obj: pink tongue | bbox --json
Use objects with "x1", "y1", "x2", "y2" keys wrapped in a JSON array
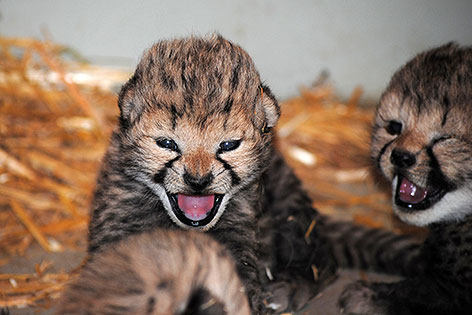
[
  {"x1": 177, "y1": 194, "x2": 215, "y2": 221},
  {"x1": 398, "y1": 177, "x2": 428, "y2": 204}
]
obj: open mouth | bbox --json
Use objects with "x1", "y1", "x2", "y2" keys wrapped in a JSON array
[
  {"x1": 167, "y1": 193, "x2": 223, "y2": 227},
  {"x1": 394, "y1": 175, "x2": 447, "y2": 211}
]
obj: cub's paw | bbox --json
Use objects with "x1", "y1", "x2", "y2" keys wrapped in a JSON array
[
  {"x1": 339, "y1": 281, "x2": 388, "y2": 315},
  {"x1": 264, "y1": 280, "x2": 315, "y2": 313},
  {"x1": 263, "y1": 281, "x2": 291, "y2": 313}
]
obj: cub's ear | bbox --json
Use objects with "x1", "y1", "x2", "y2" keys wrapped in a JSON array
[
  {"x1": 257, "y1": 84, "x2": 280, "y2": 133},
  {"x1": 117, "y1": 75, "x2": 146, "y2": 128}
]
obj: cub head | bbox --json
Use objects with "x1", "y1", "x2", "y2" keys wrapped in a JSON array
[
  {"x1": 372, "y1": 43, "x2": 472, "y2": 226},
  {"x1": 116, "y1": 35, "x2": 280, "y2": 230}
]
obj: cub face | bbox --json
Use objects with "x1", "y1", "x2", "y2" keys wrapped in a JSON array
[
  {"x1": 116, "y1": 35, "x2": 279, "y2": 230},
  {"x1": 371, "y1": 43, "x2": 472, "y2": 226}
]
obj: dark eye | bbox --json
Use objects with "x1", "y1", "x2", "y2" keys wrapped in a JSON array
[
  {"x1": 261, "y1": 123, "x2": 272, "y2": 134},
  {"x1": 219, "y1": 140, "x2": 241, "y2": 152},
  {"x1": 386, "y1": 120, "x2": 402, "y2": 135},
  {"x1": 156, "y1": 138, "x2": 179, "y2": 152}
]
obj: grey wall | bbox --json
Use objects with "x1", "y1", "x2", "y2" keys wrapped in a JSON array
[{"x1": 1, "y1": 0, "x2": 472, "y2": 101}]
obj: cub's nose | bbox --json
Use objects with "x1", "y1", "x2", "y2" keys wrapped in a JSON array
[
  {"x1": 183, "y1": 171, "x2": 214, "y2": 192},
  {"x1": 390, "y1": 149, "x2": 416, "y2": 168}
]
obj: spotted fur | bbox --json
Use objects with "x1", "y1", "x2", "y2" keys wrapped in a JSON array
[
  {"x1": 340, "y1": 43, "x2": 472, "y2": 314},
  {"x1": 57, "y1": 229, "x2": 250, "y2": 315}
]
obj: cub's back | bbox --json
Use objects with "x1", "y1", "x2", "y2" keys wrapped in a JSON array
[{"x1": 56, "y1": 229, "x2": 250, "y2": 315}]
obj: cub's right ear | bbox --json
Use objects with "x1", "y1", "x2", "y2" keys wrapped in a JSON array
[{"x1": 117, "y1": 75, "x2": 146, "y2": 128}]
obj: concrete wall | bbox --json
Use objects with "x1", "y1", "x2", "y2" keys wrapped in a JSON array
[{"x1": 1, "y1": 0, "x2": 472, "y2": 100}]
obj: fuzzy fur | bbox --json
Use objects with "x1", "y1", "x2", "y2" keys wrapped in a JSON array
[
  {"x1": 57, "y1": 229, "x2": 250, "y2": 315},
  {"x1": 340, "y1": 43, "x2": 472, "y2": 314},
  {"x1": 86, "y1": 35, "x2": 423, "y2": 314},
  {"x1": 87, "y1": 35, "x2": 339, "y2": 313}
]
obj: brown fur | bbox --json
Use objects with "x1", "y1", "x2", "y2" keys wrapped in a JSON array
[
  {"x1": 57, "y1": 229, "x2": 250, "y2": 315},
  {"x1": 87, "y1": 34, "x2": 339, "y2": 313}
]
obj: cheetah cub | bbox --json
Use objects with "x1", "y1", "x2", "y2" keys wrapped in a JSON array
[
  {"x1": 87, "y1": 35, "x2": 337, "y2": 313},
  {"x1": 340, "y1": 43, "x2": 472, "y2": 314}
]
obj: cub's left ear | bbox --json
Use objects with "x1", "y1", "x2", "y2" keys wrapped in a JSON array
[{"x1": 257, "y1": 85, "x2": 280, "y2": 133}]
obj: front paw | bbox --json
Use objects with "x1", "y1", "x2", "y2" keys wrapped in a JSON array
[
  {"x1": 263, "y1": 280, "x2": 315, "y2": 313},
  {"x1": 339, "y1": 281, "x2": 388, "y2": 315}
]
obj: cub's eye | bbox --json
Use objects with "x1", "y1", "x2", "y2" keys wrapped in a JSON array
[
  {"x1": 261, "y1": 123, "x2": 272, "y2": 134},
  {"x1": 219, "y1": 140, "x2": 241, "y2": 152},
  {"x1": 156, "y1": 138, "x2": 179, "y2": 152},
  {"x1": 386, "y1": 120, "x2": 402, "y2": 135}
]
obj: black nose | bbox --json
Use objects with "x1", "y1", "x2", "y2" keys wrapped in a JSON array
[
  {"x1": 390, "y1": 149, "x2": 416, "y2": 168},
  {"x1": 183, "y1": 171, "x2": 213, "y2": 191}
]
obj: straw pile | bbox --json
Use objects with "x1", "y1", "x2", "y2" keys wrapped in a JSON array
[
  {"x1": 0, "y1": 37, "x2": 399, "y2": 310},
  {"x1": 277, "y1": 85, "x2": 393, "y2": 228},
  {"x1": 0, "y1": 37, "x2": 125, "y2": 309}
]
